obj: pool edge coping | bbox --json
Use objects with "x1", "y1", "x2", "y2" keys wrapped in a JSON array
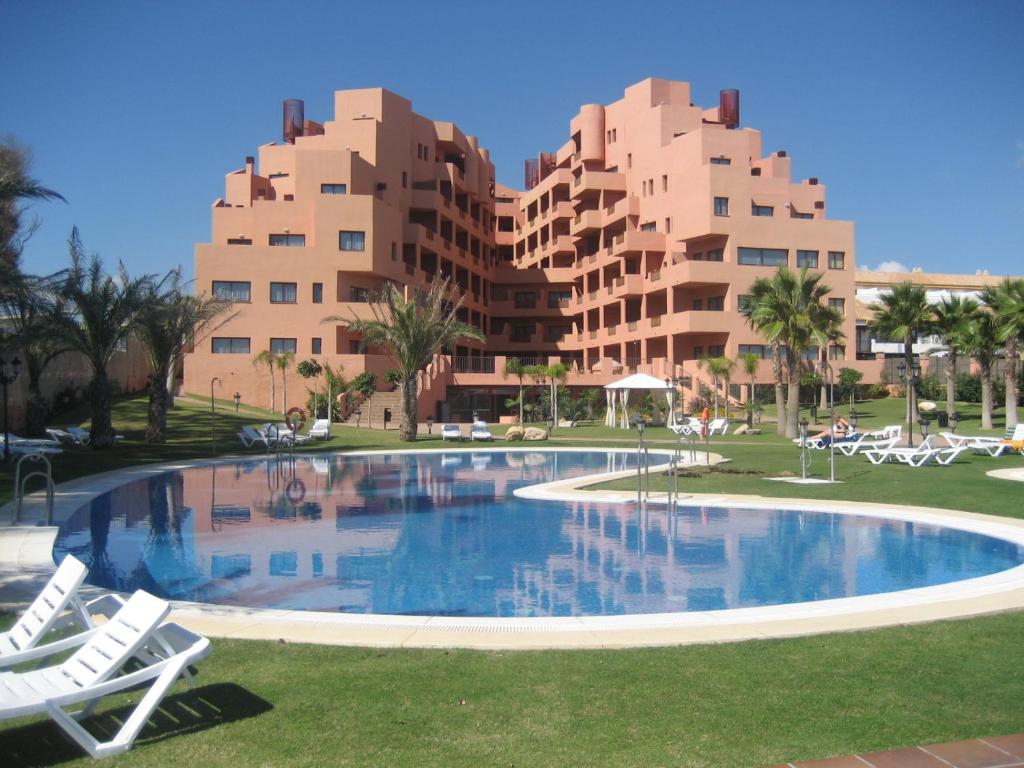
[{"x1": 3, "y1": 446, "x2": 1024, "y2": 650}]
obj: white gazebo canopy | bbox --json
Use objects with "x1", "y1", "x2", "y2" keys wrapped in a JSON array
[{"x1": 603, "y1": 373, "x2": 675, "y2": 429}]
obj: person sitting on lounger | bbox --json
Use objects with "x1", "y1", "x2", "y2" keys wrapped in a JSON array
[{"x1": 809, "y1": 416, "x2": 851, "y2": 446}]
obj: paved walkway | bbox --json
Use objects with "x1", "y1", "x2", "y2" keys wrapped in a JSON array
[{"x1": 767, "y1": 733, "x2": 1024, "y2": 767}]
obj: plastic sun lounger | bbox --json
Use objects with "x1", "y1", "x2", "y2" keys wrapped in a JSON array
[
  {"x1": 441, "y1": 424, "x2": 463, "y2": 441},
  {"x1": 307, "y1": 419, "x2": 331, "y2": 440},
  {"x1": 470, "y1": 422, "x2": 494, "y2": 441},
  {"x1": 707, "y1": 418, "x2": 729, "y2": 436},
  {"x1": 0, "y1": 555, "x2": 113, "y2": 669},
  {"x1": 46, "y1": 428, "x2": 87, "y2": 446},
  {"x1": 237, "y1": 425, "x2": 270, "y2": 448},
  {"x1": 0, "y1": 590, "x2": 211, "y2": 759},
  {"x1": 942, "y1": 425, "x2": 1024, "y2": 457},
  {"x1": 835, "y1": 435, "x2": 899, "y2": 457},
  {"x1": 863, "y1": 437, "x2": 953, "y2": 467}
]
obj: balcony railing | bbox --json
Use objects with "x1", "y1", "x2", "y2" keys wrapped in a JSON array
[{"x1": 453, "y1": 356, "x2": 496, "y2": 374}]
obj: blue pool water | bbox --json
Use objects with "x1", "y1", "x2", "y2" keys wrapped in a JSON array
[{"x1": 53, "y1": 450, "x2": 1024, "y2": 617}]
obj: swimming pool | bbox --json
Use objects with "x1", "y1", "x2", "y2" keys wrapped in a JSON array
[{"x1": 52, "y1": 449, "x2": 1024, "y2": 619}]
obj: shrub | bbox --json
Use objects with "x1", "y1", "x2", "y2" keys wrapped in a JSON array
[
  {"x1": 384, "y1": 369, "x2": 402, "y2": 385},
  {"x1": 837, "y1": 368, "x2": 863, "y2": 401},
  {"x1": 917, "y1": 374, "x2": 944, "y2": 401},
  {"x1": 350, "y1": 372, "x2": 377, "y2": 396},
  {"x1": 866, "y1": 383, "x2": 890, "y2": 399}
]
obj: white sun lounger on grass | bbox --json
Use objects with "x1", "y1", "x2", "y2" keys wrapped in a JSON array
[
  {"x1": 307, "y1": 419, "x2": 332, "y2": 440},
  {"x1": 835, "y1": 435, "x2": 899, "y2": 457},
  {"x1": 0, "y1": 590, "x2": 211, "y2": 759},
  {"x1": 0, "y1": 555, "x2": 121, "y2": 669},
  {"x1": 863, "y1": 437, "x2": 968, "y2": 467},
  {"x1": 941, "y1": 424, "x2": 1024, "y2": 457},
  {"x1": 470, "y1": 422, "x2": 494, "y2": 441},
  {"x1": 441, "y1": 424, "x2": 463, "y2": 441}
]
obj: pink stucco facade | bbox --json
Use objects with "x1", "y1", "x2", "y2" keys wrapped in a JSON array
[{"x1": 184, "y1": 78, "x2": 881, "y2": 420}]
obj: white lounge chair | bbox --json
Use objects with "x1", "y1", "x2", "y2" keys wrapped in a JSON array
[
  {"x1": 942, "y1": 424, "x2": 1024, "y2": 457},
  {"x1": 0, "y1": 590, "x2": 211, "y2": 758},
  {"x1": 441, "y1": 424, "x2": 463, "y2": 441},
  {"x1": 238, "y1": 425, "x2": 271, "y2": 448},
  {"x1": 307, "y1": 418, "x2": 331, "y2": 440},
  {"x1": 470, "y1": 421, "x2": 494, "y2": 441},
  {"x1": 707, "y1": 418, "x2": 729, "y2": 436},
  {"x1": 835, "y1": 435, "x2": 899, "y2": 457},
  {"x1": 0, "y1": 434, "x2": 63, "y2": 456},
  {"x1": 46, "y1": 427, "x2": 87, "y2": 446},
  {"x1": 670, "y1": 418, "x2": 701, "y2": 437},
  {"x1": 62, "y1": 426, "x2": 124, "y2": 444},
  {"x1": 863, "y1": 437, "x2": 967, "y2": 467},
  {"x1": 0, "y1": 555, "x2": 101, "y2": 669}
]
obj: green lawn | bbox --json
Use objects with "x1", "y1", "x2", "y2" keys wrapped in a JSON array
[{"x1": 1, "y1": 394, "x2": 1022, "y2": 767}]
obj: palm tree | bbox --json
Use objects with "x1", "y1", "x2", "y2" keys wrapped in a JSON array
[
  {"x1": 50, "y1": 229, "x2": 152, "y2": 448},
  {"x1": 253, "y1": 350, "x2": 276, "y2": 412},
  {"x1": 868, "y1": 281, "x2": 933, "y2": 431},
  {"x1": 503, "y1": 357, "x2": 528, "y2": 424},
  {"x1": 932, "y1": 296, "x2": 980, "y2": 419},
  {"x1": 741, "y1": 281, "x2": 787, "y2": 435},
  {"x1": 543, "y1": 361, "x2": 569, "y2": 427},
  {"x1": 740, "y1": 351, "x2": 759, "y2": 422},
  {"x1": 274, "y1": 351, "x2": 295, "y2": 414},
  {"x1": 818, "y1": 318, "x2": 846, "y2": 411},
  {"x1": 747, "y1": 267, "x2": 841, "y2": 438},
  {"x1": 699, "y1": 356, "x2": 735, "y2": 419},
  {"x1": 135, "y1": 268, "x2": 232, "y2": 443},
  {"x1": 324, "y1": 277, "x2": 484, "y2": 441},
  {"x1": 983, "y1": 278, "x2": 1024, "y2": 429},
  {"x1": 961, "y1": 310, "x2": 1001, "y2": 430},
  {"x1": 0, "y1": 139, "x2": 66, "y2": 267},
  {"x1": 0, "y1": 270, "x2": 66, "y2": 435}
]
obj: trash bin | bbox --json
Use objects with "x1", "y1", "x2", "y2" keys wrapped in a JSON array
[
  {"x1": 383, "y1": 408, "x2": 392, "y2": 428},
  {"x1": 936, "y1": 412, "x2": 948, "y2": 428}
]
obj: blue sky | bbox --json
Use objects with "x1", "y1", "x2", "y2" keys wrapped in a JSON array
[{"x1": 2, "y1": 0, "x2": 1021, "y2": 281}]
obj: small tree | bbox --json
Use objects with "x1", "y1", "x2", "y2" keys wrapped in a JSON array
[
  {"x1": 297, "y1": 358, "x2": 324, "y2": 417},
  {"x1": 135, "y1": 268, "x2": 232, "y2": 443},
  {"x1": 698, "y1": 356, "x2": 735, "y2": 420},
  {"x1": 274, "y1": 352, "x2": 295, "y2": 414},
  {"x1": 324, "y1": 277, "x2": 483, "y2": 440},
  {"x1": 50, "y1": 229, "x2": 152, "y2": 448},
  {"x1": 503, "y1": 357, "x2": 528, "y2": 424},
  {"x1": 253, "y1": 350, "x2": 275, "y2": 412}
]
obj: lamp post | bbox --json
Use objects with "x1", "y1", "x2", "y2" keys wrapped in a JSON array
[
  {"x1": 233, "y1": 392, "x2": 241, "y2": 412},
  {"x1": 799, "y1": 416, "x2": 810, "y2": 479},
  {"x1": 633, "y1": 414, "x2": 648, "y2": 504},
  {"x1": 210, "y1": 377, "x2": 221, "y2": 455},
  {"x1": 1, "y1": 355, "x2": 22, "y2": 463},
  {"x1": 817, "y1": 361, "x2": 836, "y2": 483},
  {"x1": 920, "y1": 413, "x2": 931, "y2": 442}
]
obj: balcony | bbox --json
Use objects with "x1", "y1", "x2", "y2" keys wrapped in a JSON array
[
  {"x1": 603, "y1": 195, "x2": 639, "y2": 227},
  {"x1": 609, "y1": 228, "x2": 666, "y2": 256},
  {"x1": 610, "y1": 274, "x2": 643, "y2": 298},
  {"x1": 571, "y1": 170, "x2": 627, "y2": 199},
  {"x1": 570, "y1": 208, "x2": 602, "y2": 236}
]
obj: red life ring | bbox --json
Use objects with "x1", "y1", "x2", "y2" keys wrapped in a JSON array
[
  {"x1": 285, "y1": 478, "x2": 306, "y2": 505},
  {"x1": 285, "y1": 407, "x2": 306, "y2": 434}
]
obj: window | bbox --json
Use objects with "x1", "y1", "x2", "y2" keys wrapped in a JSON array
[
  {"x1": 212, "y1": 337, "x2": 250, "y2": 354},
  {"x1": 828, "y1": 298, "x2": 846, "y2": 314},
  {"x1": 627, "y1": 153, "x2": 632, "y2": 168},
  {"x1": 828, "y1": 251, "x2": 846, "y2": 269},
  {"x1": 268, "y1": 172, "x2": 289, "y2": 179},
  {"x1": 714, "y1": 197, "x2": 729, "y2": 216},
  {"x1": 269, "y1": 234, "x2": 305, "y2": 247},
  {"x1": 661, "y1": 174, "x2": 668, "y2": 192},
  {"x1": 796, "y1": 250, "x2": 819, "y2": 268},
  {"x1": 665, "y1": 217, "x2": 672, "y2": 234},
  {"x1": 751, "y1": 204, "x2": 774, "y2": 217},
  {"x1": 270, "y1": 282, "x2": 297, "y2": 303},
  {"x1": 350, "y1": 286, "x2": 369, "y2": 302},
  {"x1": 349, "y1": 340, "x2": 361, "y2": 354},
  {"x1": 270, "y1": 338, "x2": 297, "y2": 354},
  {"x1": 738, "y1": 247, "x2": 788, "y2": 266},
  {"x1": 829, "y1": 344, "x2": 846, "y2": 360},
  {"x1": 640, "y1": 221, "x2": 656, "y2": 232},
  {"x1": 401, "y1": 172, "x2": 407, "y2": 188},
  {"x1": 312, "y1": 283, "x2": 323, "y2": 303},
  {"x1": 738, "y1": 344, "x2": 768, "y2": 359},
  {"x1": 706, "y1": 248, "x2": 724, "y2": 262},
  {"x1": 709, "y1": 345, "x2": 725, "y2": 357},
  {"x1": 691, "y1": 298, "x2": 704, "y2": 311},
  {"x1": 212, "y1": 281, "x2": 251, "y2": 302},
  {"x1": 710, "y1": 157, "x2": 731, "y2": 165},
  {"x1": 498, "y1": 216, "x2": 514, "y2": 232},
  {"x1": 312, "y1": 337, "x2": 322, "y2": 354},
  {"x1": 707, "y1": 296, "x2": 725, "y2": 311},
  {"x1": 791, "y1": 209, "x2": 813, "y2": 219},
  {"x1": 737, "y1": 294, "x2": 754, "y2": 312},
  {"x1": 227, "y1": 237, "x2": 252, "y2": 245},
  {"x1": 339, "y1": 230, "x2": 365, "y2": 251},
  {"x1": 321, "y1": 183, "x2": 347, "y2": 195},
  {"x1": 514, "y1": 291, "x2": 537, "y2": 309},
  {"x1": 693, "y1": 346, "x2": 704, "y2": 359},
  {"x1": 801, "y1": 346, "x2": 820, "y2": 362}
]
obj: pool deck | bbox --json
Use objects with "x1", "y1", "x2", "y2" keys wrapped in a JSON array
[{"x1": 3, "y1": 448, "x2": 1024, "y2": 650}]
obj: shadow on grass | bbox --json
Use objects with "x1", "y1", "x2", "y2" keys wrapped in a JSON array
[{"x1": 0, "y1": 683, "x2": 272, "y2": 766}]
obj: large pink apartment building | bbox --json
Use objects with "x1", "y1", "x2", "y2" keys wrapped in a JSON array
[{"x1": 185, "y1": 77, "x2": 877, "y2": 422}]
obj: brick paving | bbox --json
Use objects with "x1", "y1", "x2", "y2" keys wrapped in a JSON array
[{"x1": 765, "y1": 734, "x2": 1024, "y2": 767}]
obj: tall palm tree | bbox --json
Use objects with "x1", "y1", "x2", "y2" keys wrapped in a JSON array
[
  {"x1": 50, "y1": 229, "x2": 152, "y2": 448},
  {"x1": 0, "y1": 270, "x2": 66, "y2": 435},
  {"x1": 543, "y1": 361, "x2": 569, "y2": 426},
  {"x1": 983, "y1": 278, "x2": 1024, "y2": 429},
  {"x1": 274, "y1": 351, "x2": 295, "y2": 414},
  {"x1": 135, "y1": 268, "x2": 233, "y2": 443},
  {"x1": 503, "y1": 357, "x2": 528, "y2": 424},
  {"x1": 0, "y1": 139, "x2": 66, "y2": 267},
  {"x1": 747, "y1": 267, "x2": 840, "y2": 438},
  {"x1": 868, "y1": 281, "x2": 933, "y2": 431},
  {"x1": 741, "y1": 281, "x2": 787, "y2": 435},
  {"x1": 324, "y1": 277, "x2": 484, "y2": 441},
  {"x1": 699, "y1": 356, "x2": 735, "y2": 419},
  {"x1": 740, "y1": 351, "x2": 759, "y2": 418},
  {"x1": 253, "y1": 350, "x2": 276, "y2": 412},
  {"x1": 961, "y1": 310, "x2": 1001, "y2": 430},
  {"x1": 818, "y1": 318, "x2": 846, "y2": 411},
  {"x1": 932, "y1": 296, "x2": 980, "y2": 419}
]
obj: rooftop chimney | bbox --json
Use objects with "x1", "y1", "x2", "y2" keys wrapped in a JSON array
[
  {"x1": 283, "y1": 99, "x2": 304, "y2": 144},
  {"x1": 719, "y1": 89, "x2": 739, "y2": 129}
]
